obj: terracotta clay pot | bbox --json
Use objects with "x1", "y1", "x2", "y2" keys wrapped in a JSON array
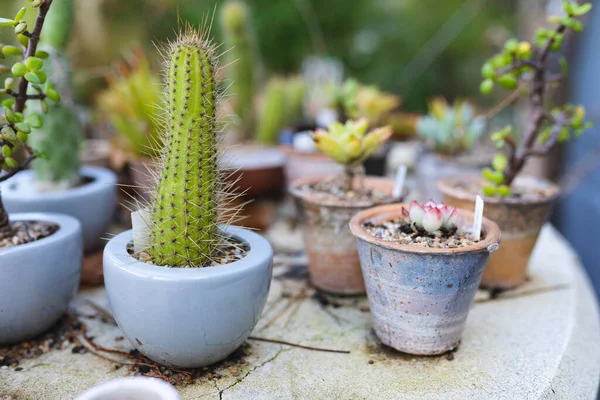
[
  {"x1": 281, "y1": 146, "x2": 343, "y2": 189},
  {"x1": 438, "y1": 174, "x2": 560, "y2": 290},
  {"x1": 415, "y1": 148, "x2": 491, "y2": 201},
  {"x1": 289, "y1": 176, "x2": 403, "y2": 295},
  {"x1": 349, "y1": 204, "x2": 500, "y2": 355}
]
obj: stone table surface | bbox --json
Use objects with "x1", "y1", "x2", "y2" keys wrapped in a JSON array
[{"x1": 1, "y1": 224, "x2": 599, "y2": 399}]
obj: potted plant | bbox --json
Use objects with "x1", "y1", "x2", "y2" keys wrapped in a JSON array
[
  {"x1": 415, "y1": 97, "x2": 487, "y2": 200},
  {"x1": 1, "y1": 0, "x2": 117, "y2": 254},
  {"x1": 0, "y1": 0, "x2": 82, "y2": 345},
  {"x1": 438, "y1": 1, "x2": 593, "y2": 290},
  {"x1": 349, "y1": 201, "x2": 500, "y2": 354},
  {"x1": 103, "y1": 27, "x2": 273, "y2": 368},
  {"x1": 289, "y1": 118, "x2": 404, "y2": 295}
]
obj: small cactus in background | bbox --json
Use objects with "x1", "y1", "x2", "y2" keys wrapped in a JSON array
[
  {"x1": 96, "y1": 49, "x2": 162, "y2": 158},
  {"x1": 30, "y1": 0, "x2": 83, "y2": 190},
  {"x1": 407, "y1": 200, "x2": 457, "y2": 233},
  {"x1": 312, "y1": 118, "x2": 392, "y2": 191},
  {"x1": 255, "y1": 76, "x2": 305, "y2": 144},
  {"x1": 146, "y1": 27, "x2": 232, "y2": 268},
  {"x1": 221, "y1": 0, "x2": 259, "y2": 140},
  {"x1": 416, "y1": 98, "x2": 486, "y2": 156},
  {"x1": 479, "y1": 1, "x2": 593, "y2": 196}
]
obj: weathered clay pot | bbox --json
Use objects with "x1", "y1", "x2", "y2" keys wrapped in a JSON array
[
  {"x1": 289, "y1": 176, "x2": 403, "y2": 295},
  {"x1": 281, "y1": 146, "x2": 343, "y2": 189},
  {"x1": 415, "y1": 148, "x2": 490, "y2": 201},
  {"x1": 438, "y1": 174, "x2": 560, "y2": 290},
  {"x1": 349, "y1": 204, "x2": 500, "y2": 355}
]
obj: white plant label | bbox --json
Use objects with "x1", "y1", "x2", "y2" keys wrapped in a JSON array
[
  {"x1": 392, "y1": 165, "x2": 407, "y2": 199},
  {"x1": 132, "y1": 208, "x2": 151, "y2": 253},
  {"x1": 472, "y1": 195, "x2": 484, "y2": 240}
]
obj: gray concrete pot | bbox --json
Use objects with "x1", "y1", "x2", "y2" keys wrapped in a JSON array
[
  {"x1": 103, "y1": 226, "x2": 273, "y2": 368},
  {"x1": 1, "y1": 166, "x2": 117, "y2": 252},
  {"x1": 349, "y1": 204, "x2": 500, "y2": 355},
  {"x1": 0, "y1": 213, "x2": 82, "y2": 345}
]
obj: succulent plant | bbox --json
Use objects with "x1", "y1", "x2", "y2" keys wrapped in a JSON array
[
  {"x1": 220, "y1": 0, "x2": 259, "y2": 141},
  {"x1": 479, "y1": 1, "x2": 593, "y2": 197},
  {"x1": 312, "y1": 118, "x2": 392, "y2": 191},
  {"x1": 0, "y1": 0, "x2": 60, "y2": 235},
  {"x1": 255, "y1": 76, "x2": 305, "y2": 144},
  {"x1": 96, "y1": 49, "x2": 162, "y2": 159},
  {"x1": 145, "y1": 27, "x2": 234, "y2": 268},
  {"x1": 330, "y1": 79, "x2": 400, "y2": 125},
  {"x1": 407, "y1": 200, "x2": 457, "y2": 233},
  {"x1": 29, "y1": 0, "x2": 83, "y2": 190},
  {"x1": 416, "y1": 98, "x2": 486, "y2": 155}
]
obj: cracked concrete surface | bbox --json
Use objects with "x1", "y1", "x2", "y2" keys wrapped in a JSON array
[{"x1": 1, "y1": 225, "x2": 599, "y2": 399}]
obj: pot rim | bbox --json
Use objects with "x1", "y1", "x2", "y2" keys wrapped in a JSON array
[
  {"x1": 0, "y1": 212, "x2": 81, "y2": 256},
  {"x1": 222, "y1": 144, "x2": 285, "y2": 170},
  {"x1": 349, "y1": 203, "x2": 500, "y2": 254},
  {"x1": 75, "y1": 377, "x2": 179, "y2": 400},
  {"x1": 288, "y1": 175, "x2": 407, "y2": 209},
  {"x1": 437, "y1": 173, "x2": 561, "y2": 206},
  {"x1": 104, "y1": 225, "x2": 273, "y2": 280},
  {"x1": 1, "y1": 166, "x2": 117, "y2": 201}
]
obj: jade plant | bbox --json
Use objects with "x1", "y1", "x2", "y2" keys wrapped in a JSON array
[
  {"x1": 312, "y1": 118, "x2": 392, "y2": 191},
  {"x1": 407, "y1": 200, "x2": 457, "y2": 233},
  {"x1": 143, "y1": 27, "x2": 235, "y2": 267},
  {"x1": 220, "y1": 0, "x2": 258, "y2": 141},
  {"x1": 29, "y1": 0, "x2": 83, "y2": 190},
  {"x1": 479, "y1": 1, "x2": 593, "y2": 197},
  {"x1": 330, "y1": 79, "x2": 400, "y2": 125},
  {"x1": 416, "y1": 98, "x2": 486, "y2": 156},
  {"x1": 97, "y1": 49, "x2": 162, "y2": 159},
  {"x1": 0, "y1": 0, "x2": 60, "y2": 235}
]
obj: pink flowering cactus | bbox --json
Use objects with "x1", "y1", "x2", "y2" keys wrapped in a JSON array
[{"x1": 408, "y1": 200, "x2": 457, "y2": 233}]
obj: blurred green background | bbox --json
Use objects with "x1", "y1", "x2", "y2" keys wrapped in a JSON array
[{"x1": 4, "y1": 0, "x2": 517, "y2": 111}]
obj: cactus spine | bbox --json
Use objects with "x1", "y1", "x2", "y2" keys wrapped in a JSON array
[
  {"x1": 30, "y1": 0, "x2": 83, "y2": 189},
  {"x1": 147, "y1": 29, "x2": 224, "y2": 268},
  {"x1": 220, "y1": 0, "x2": 258, "y2": 140}
]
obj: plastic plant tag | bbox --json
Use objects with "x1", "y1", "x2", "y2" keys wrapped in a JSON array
[
  {"x1": 392, "y1": 165, "x2": 407, "y2": 199},
  {"x1": 472, "y1": 195, "x2": 484, "y2": 240},
  {"x1": 132, "y1": 208, "x2": 151, "y2": 253}
]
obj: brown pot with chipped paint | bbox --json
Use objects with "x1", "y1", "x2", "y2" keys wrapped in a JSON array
[
  {"x1": 289, "y1": 176, "x2": 405, "y2": 295},
  {"x1": 438, "y1": 174, "x2": 560, "y2": 290}
]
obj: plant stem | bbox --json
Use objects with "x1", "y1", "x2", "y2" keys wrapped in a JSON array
[
  {"x1": 343, "y1": 165, "x2": 355, "y2": 192},
  {"x1": 0, "y1": 1, "x2": 54, "y2": 236},
  {"x1": 502, "y1": 24, "x2": 567, "y2": 187}
]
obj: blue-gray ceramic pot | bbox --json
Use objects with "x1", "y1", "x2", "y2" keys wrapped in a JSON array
[
  {"x1": 103, "y1": 226, "x2": 273, "y2": 368},
  {"x1": 349, "y1": 204, "x2": 500, "y2": 355},
  {"x1": 2, "y1": 166, "x2": 117, "y2": 252},
  {"x1": 0, "y1": 213, "x2": 82, "y2": 345}
]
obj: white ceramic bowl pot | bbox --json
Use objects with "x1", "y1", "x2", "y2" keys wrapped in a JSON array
[
  {"x1": 349, "y1": 204, "x2": 500, "y2": 355},
  {"x1": 2, "y1": 166, "x2": 117, "y2": 252},
  {"x1": 75, "y1": 377, "x2": 180, "y2": 400},
  {"x1": 0, "y1": 213, "x2": 82, "y2": 345},
  {"x1": 103, "y1": 225, "x2": 273, "y2": 368}
]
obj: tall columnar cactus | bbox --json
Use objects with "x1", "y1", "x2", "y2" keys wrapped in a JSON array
[
  {"x1": 147, "y1": 29, "x2": 225, "y2": 268},
  {"x1": 221, "y1": 0, "x2": 258, "y2": 140},
  {"x1": 30, "y1": 0, "x2": 83, "y2": 189}
]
